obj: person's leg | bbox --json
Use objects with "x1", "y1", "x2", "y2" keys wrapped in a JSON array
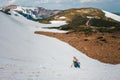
[
  {"x1": 76, "y1": 62, "x2": 80, "y2": 68},
  {"x1": 74, "y1": 62, "x2": 78, "y2": 68}
]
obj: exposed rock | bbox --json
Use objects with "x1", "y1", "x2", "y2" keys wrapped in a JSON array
[{"x1": 2, "y1": 5, "x2": 17, "y2": 10}]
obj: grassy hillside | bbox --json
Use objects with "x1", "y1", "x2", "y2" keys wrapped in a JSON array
[
  {"x1": 36, "y1": 17, "x2": 53, "y2": 24},
  {"x1": 54, "y1": 8, "x2": 105, "y2": 21},
  {"x1": 37, "y1": 8, "x2": 105, "y2": 23},
  {"x1": 37, "y1": 8, "x2": 120, "y2": 34},
  {"x1": 59, "y1": 15, "x2": 120, "y2": 33}
]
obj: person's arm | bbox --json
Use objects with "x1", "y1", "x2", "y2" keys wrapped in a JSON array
[{"x1": 71, "y1": 62, "x2": 74, "y2": 67}]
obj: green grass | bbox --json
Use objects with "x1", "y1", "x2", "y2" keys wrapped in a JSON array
[
  {"x1": 59, "y1": 15, "x2": 120, "y2": 34},
  {"x1": 36, "y1": 17, "x2": 54, "y2": 24}
]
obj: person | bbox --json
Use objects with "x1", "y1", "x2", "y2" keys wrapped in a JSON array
[{"x1": 71, "y1": 56, "x2": 80, "y2": 68}]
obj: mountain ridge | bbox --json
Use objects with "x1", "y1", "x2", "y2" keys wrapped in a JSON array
[
  {"x1": 37, "y1": 7, "x2": 120, "y2": 33},
  {"x1": 1, "y1": 5, "x2": 61, "y2": 20}
]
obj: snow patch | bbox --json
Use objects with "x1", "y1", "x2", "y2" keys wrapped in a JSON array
[
  {"x1": 59, "y1": 16, "x2": 66, "y2": 19},
  {"x1": 103, "y1": 10, "x2": 120, "y2": 22},
  {"x1": 50, "y1": 20, "x2": 67, "y2": 24}
]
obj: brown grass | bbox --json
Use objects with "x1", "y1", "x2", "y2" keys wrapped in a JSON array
[{"x1": 35, "y1": 31, "x2": 120, "y2": 64}]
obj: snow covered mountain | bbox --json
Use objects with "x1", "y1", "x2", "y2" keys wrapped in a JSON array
[
  {"x1": 2, "y1": 5, "x2": 61, "y2": 20},
  {"x1": 0, "y1": 9, "x2": 120, "y2": 80}
]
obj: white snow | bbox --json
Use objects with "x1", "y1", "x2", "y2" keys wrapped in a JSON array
[
  {"x1": 0, "y1": 11, "x2": 120, "y2": 80},
  {"x1": 13, "y1": 6, "x2": 38, "y2": 19},
  {"x1": 0, "y1": 8, "x2": 2, "y2": 10},
  {"x1": 87, "y1": 16, "x2": 94, "y2": 19},
  {"x1": 9, "y1": 10, "x2": 67, "y2": 33},
  {"x1": 13, "y1": 6, "x2": 23, "y2": 11},
  {"x1": 50, "y1": 20, "x2": 67, "y2": 24},
  {"x1": 103, "y1": 10, "x2": 120, "y2": 22},
  {"x1": 59, "y1": 16, "x2": 66, "y2": 19}
]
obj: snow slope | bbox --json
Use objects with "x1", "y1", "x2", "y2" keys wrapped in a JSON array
[
  {"x1": 9, "y1": 10, "x2": 67, "y2": 33},
  {"x1": 0, "y1": 11, "x2": 120, "y2": 80},
  {"x1": 103, "y1": 10, "x2": 120, "y2": 22}
]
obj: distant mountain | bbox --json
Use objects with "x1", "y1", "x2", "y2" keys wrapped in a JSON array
[{"x1": 1, "y1": 5, "x2": 61, "y2": 20}]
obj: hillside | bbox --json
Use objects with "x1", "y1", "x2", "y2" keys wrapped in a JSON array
[
  {"x1": 37, "y1": 8, "x2": 103, "y2": 23},
  {"x1": 38, "y1": 8, "x2": 120, "y2": 33},
  {"x1": 35, "y1": 31, "x2": 120, "y2": 64},
  {"x1": 53, "y1": 8, "x2": 105, "y2": 22},
  {"x1": 35, "y1": 8, "x2": 120, "y2": 64}
]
